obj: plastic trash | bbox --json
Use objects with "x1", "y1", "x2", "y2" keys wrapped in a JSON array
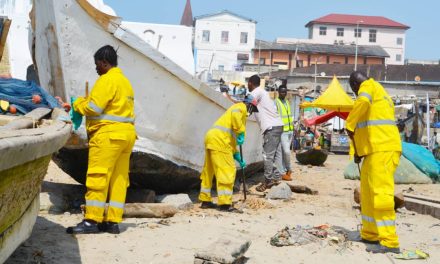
[{"x1": 402, "y1": 142, "x2": 440, "y2": 181}]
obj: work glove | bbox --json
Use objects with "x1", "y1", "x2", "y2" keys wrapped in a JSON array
[
  {"x1": 354, "y1": 154, "x2": 363, "y2": 164},
  {"x1": 237, "y1": 132, "x2": 245, "y2": 146},
  {"x1": 69, "y1": 97, "x2": 83, "y2": 131},
  {"x1": 233, "y1": 152, "x2": 246, "y2": 169}
]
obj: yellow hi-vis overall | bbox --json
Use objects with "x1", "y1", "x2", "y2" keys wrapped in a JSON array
[
  {"x1": 346, "y1": 78, "x2": 402, "y2": 248},
  {"x1": 199, "y1": 103, "x2": 247, "y2": 205},
  {"x1": 73, "y1": 67, "x2": 136, "y2": 223}
]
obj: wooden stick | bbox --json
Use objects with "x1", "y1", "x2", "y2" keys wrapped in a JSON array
[{"x1": 85, "y1": 81, "x2": 89, "y2": 97}]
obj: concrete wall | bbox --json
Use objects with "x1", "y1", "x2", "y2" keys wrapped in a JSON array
[{"x1": 194, "y1": 13, "x2": 256, "y2": 73}]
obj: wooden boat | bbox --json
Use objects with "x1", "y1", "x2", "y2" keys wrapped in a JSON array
[
  {"x1": 32, "y1": 0, "x2": 263, "y2": 193},
  {"x1": 296, "y1": 148, "x2": 328, "y2": 166},
  {"x1": 0, "y1": 108, "x2": 71, "y2": 263}
]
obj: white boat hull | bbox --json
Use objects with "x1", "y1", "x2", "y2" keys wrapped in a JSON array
[{"x1": 33, "y1": 0, "x2": 263, "y2": 192}]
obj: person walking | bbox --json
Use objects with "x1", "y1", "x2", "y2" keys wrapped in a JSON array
[
  {"x1": 199, "y1": 98, "x2": 257, "y2": 212},
  {"x1": 247, "y1": 75, "x2": 284, "y2": 192},
  {"x1": 275, "y1": 85, "x2": 294, "y2": 181},
  {"x1": 66, "y1": 45, "x2": 136, "y2": 234},
  {"x1": 346, "y1": 71, "x2": 401, "y2": 254}
]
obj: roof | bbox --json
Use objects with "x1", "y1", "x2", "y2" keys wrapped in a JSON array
[
  {"x1": 305, "y1": 14, "x2": 410, "y2": 30},
  {"x1": 180, "y1": 0, "x2": 193, "y2": 27},
  {"x1": 255, "y1": 40, "x2": 389, "y2": 58},
  {"x1": 194, "y1": 10, "x2": 257, "y2": 23},
  {"x1": 264, "y1": 64, "x2": 440, "y2": 83}
]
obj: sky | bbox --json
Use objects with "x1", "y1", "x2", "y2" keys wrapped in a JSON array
[{"x1": 105, "y1": 0, "x2": 439, "y2": 61}]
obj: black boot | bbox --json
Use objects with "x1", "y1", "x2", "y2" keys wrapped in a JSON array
[
  {"x1": 366, "y1": 244, "x2": 400, "y2": 254},
  {"x1": 200, "y1": 201, "x2": 217, "y2": 209},
  {"x1": 98, "y1": 221, "x2": 120, "y2": 234},
  {"x1": 218, "y1": 205, "x2": 243, "y2": 214},
  {"x1": 66, "y1": 220, "x2": 100, "y2": 234}
]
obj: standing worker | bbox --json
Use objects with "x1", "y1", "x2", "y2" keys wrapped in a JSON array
[
  {"x1": 275, "y1": 85, "x2": 294, "y2": 181},
  {"x1": 247, "y1": 75, "x2": 284, "y2": 192},
  {"x1": 346, "y1": 71, "x2": 401, "y2": 253},
  {"x1": 199, "y1": 98, "x2": 257, "y2": 212},
  {"x1": 66, "y1": 45, "x2": 136, "y2": 234}
]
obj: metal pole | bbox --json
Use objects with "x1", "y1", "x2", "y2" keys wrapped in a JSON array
[
  {"x1": 354, "y1": 20, "x2": 363, "y2": 71},
  {"x1": 427, "y1": 93, "x2": 431, "y2": 149},
  {"x1": 239, "y1": 145, "x2": 247, "y2": 201},
  {"x1": 258, "y1": 40, "x2": 261, "y2": 74}
]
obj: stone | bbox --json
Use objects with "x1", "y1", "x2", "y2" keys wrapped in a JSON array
[
  {"x1": 194, "y1": 236, "x2": 251, "y2": 264},
  {"x1": 285, "y1": 182, "x2": 318, "y2": 195},
  {"x1": 266, "y1": 182, "x2": 292, "y2": 200},
  {"x1": 156, "y1": 193, "x2": 193, "y2": 210},
  {"x1": 354, "y1": 187, "x2": 361, "y2": 204},
  {"x1": 39, "y1": 192, "x2": 68, "y2": 213}
]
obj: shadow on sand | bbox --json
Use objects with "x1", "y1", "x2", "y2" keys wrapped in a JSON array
[{"x1": 5, "y1": 216, "x2": 81, "y2": 264}]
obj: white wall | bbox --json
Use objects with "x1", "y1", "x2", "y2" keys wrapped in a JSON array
[
  {"x1": 309, "y1": 24, "x2": 406, "y2": 65},
  {"x1": 194, "y1": 13, "x2": 256, "y2": 73},
  {"x1": 122, "y1": 22, "x2": 195, "y2": 75},
  {"x1": 0, "y1": 0, "x2": 33, "y2": 79}
]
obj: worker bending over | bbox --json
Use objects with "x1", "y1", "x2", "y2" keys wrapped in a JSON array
[
  {"x1": 67, "y1": 45, "x2": 136, "y2": 234},
  {"x1": 199, "y1": 98, "x2": 257, "y2": 212},
  {"x1": 346, "y1": 71, "x2": 401, "y2": 254}
]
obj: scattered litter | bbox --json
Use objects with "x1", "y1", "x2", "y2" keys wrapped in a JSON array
[
  {"x1": 270, "y1": 225, "x2": 350, "y2": 251},
  {"x1": 395, "y1": 249, "x2": 429, "y2": 260}
]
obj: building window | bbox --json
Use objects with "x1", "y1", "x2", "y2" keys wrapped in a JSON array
[
  {"x1": 319, "y1": 26, "x2": 327, "y2": 36},
  {"x1": 218, "y1": 65, "x2": 225, "y2": 71},
  {"x1": 396, "y1": 54, "x2": 402, "y2": 62},
  {"x1": 354, "y1": 28, "x2": 362, "y2": 38},
  {"x1": 397, "y1": 37, "x2": 403, "y2": 45},
  {"x1": 202, "y1": 30, "x2": 210, "y2": 42},
  {"x1": 221, "y1": 31, "x2": 229, "y2": 43},
  {"x1": 337, "y1": 28, "x2": 344, "y2": 37},
  {"x1": 369, "y1": 29, "x2": 377, "y2": 43},
  {"x1": 259, "y1": 58, "x2": 266, "y2": 65},
  {"x1": 240, "y1": 32, "x2": 248, "y2": 44}
]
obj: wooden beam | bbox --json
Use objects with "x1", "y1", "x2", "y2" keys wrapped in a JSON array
[
  {"x1": 76, "y1": 0, "x2": 122, "y2": 32},
  {"x1": 0, "y1": 18, "x2": 12, "y2": 62}
]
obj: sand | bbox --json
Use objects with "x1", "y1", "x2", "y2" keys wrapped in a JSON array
[{"x1": 6, "y1": 154, "x2": 440, "y2": 264}]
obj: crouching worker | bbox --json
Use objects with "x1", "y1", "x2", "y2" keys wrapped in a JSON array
[
  {"x1": 66, "y1": 45, "x2": 136, "y2": 234},
  {"x1": 199, "y1": 97, "x2": 258, "y2": 212}
]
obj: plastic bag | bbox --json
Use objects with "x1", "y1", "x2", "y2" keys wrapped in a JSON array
[{"x1": 402, "y1": 142, "x2": 440, "y2": 181}]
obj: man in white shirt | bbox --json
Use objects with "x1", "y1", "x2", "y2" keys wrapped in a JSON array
[{"x1": 248, "y1": 75, "x2": 284, "y2": 192}]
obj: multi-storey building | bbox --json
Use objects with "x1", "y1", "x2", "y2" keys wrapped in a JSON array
[
  {"x1": 193, "y1": 10, "x2": 256, "y2": 74},
  {"x1": 280, "y1": 14, "x2": 410, "y2": 65}
]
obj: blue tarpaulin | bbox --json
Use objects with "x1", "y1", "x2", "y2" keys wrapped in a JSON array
[
  {"x1": 402, "y1": 142, "x2": 440, "y2": 181},
  {"x1": 0, "y1": 78, "x2": 61, "y2": 114}
]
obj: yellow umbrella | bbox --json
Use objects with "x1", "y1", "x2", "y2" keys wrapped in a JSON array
[{"x1": 300, "y1": 76, "x2": 354, "y2": 112}]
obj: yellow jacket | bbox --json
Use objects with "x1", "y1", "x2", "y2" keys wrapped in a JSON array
[
  {"x1": 73, "y1": 67, "x2": 135, "y2": 136},
  {"x1": 205, "y1": 103, "x2": 247, "y2": 154},
  {"x1": 346, "y1": 78, "x2": 401, "y2": 156},
  {"x1": 275, "y1": 98, "x2": 293, "y2": 132}
]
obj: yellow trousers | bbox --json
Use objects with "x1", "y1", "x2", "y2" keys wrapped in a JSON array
[
  {"x1": 360, "y1": 151, "x2": 400, "y2": 248},
  {"x1": 199, "y1": 149, "x2": 236, "y2": 206},
  {"x1": 84, "y1": 129, "x2": 136, "y2": 223}
]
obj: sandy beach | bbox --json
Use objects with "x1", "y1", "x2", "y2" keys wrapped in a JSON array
[{"x1": 6, "y1": 154, "x2": 440, "y2": 264}]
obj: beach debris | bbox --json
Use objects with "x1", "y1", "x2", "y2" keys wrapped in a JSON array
[
  {"x1": 156, "y1": 193, "x2": 193, "y2": 210},
  {"x1": 266, "y1": 182, "x2": 292, "y2": 200},
  {"x1": 270, "y1": 225, "x2": 349, "y2": 249},
  {"x1": 194, "y1": 236, "x2": 251, "y2": 264},
  {"x1": 123, "y1": 203, "x2": 178, "y2": 218},
  {"x1": 242, "y1": 197, "x2": 274, "y2": 209},
  {"x1": 394, "y1": 249, "x2": 429, "y2": 260},
  {"x1": 286, "y1": 183, "x2": 318, "y2": 195}
]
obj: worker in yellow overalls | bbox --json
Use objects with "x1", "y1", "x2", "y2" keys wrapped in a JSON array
[
  {"x1": 66, "y1": 45, "x2": 136, "y2": 235},
  {"x1": 346, "y1": 71, "x2": 401, "y2": 254},
  {"x1": 199, "y1": 97, "x2": 258, "y2": 212}
]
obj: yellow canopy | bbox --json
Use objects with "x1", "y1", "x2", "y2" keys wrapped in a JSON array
[{"x1": 300, "y1": 76, "x2": 354, "y2": 112}]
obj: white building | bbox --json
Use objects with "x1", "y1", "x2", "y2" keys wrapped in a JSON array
[
  {"x1": 194, "y1": 10, "x2": 256, "y2": 74},
  {"x1": 279, "y1": 14, "x2": 410, "y2": 65}
]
